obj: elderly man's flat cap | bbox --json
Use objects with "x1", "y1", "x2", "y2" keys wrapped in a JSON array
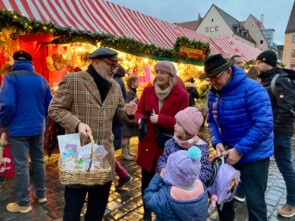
[
  {"x1": 88, "y1": 47, "x2": 122, "y2": 60},
  {"x1": 13, "y1": 51, "x2": 32, "y2": 61}
]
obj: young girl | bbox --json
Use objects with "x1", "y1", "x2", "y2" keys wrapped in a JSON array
[
  {"x1": 157, "y1": 106, "x2": 212, "y2": 184},
  {"x1": 144, "y1": 146, "x2": 208, "y2": 220}
]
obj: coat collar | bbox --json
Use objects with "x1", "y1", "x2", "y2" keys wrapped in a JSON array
[
  {"x1": 148, "y1": 84, "x2": 179, "y2": 114},
  {"x1": 82, "y1": 71, "x2": 102, "y2": 105}
]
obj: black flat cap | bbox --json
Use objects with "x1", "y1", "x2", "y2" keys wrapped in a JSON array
[
  {"x1": 88, "y1": 47, "x2": 122, "y2": 60},
  {"x1": 13, "y1": 51, "x2": 32, "y2": 61}
]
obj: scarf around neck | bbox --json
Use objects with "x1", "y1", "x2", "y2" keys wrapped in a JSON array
[{"x1": 173, "y1": 134, "x2": 200, "y2": 149}]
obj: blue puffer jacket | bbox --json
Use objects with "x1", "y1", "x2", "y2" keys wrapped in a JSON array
[
  {"x1": 144, "y1": 174, "x2": 208, "y2": 221},
  {"x1": 0, "y1": 61, "x2": 52, "y2": 136},
  {"x1": 207, "y1": 66, "x2": 274, "y2": 163}
]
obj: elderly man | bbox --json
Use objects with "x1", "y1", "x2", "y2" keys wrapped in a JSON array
[
  {"x1": 256, "y1": 50, "x2": 295, "y2": 218},
  {"x1": 200, "y1": 54, "x2": 274, "y2": 221},
  {"x1": 49, "y1": 47, "x2": 136, "y2": 221}
]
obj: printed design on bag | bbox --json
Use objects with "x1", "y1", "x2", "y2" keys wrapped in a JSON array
[{"x1": 0, "y1": 156, "x2": 12, "y2": 172}]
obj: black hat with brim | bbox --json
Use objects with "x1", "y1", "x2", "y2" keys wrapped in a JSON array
[
  {"x1": 88, "y1": 47, "x2": 122, "y2": 61},
  {"x1": 199, "y1": 54, "x2": 234, "y2": 79}
]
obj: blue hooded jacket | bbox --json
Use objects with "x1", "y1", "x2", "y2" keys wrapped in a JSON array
[
  {"x1": 207, "y1": 66, "x2": 273, "y2": 163},
  {"x1": 144, "y1": 174, "x2": 208, "y2": 221},
  {"x1": 0, "y1": 60, "x2": 52, "y2": 136}
]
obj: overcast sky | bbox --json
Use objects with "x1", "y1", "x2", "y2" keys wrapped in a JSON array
[{"x1": 107, "y1": 0, "x2": 294, "y2": 45}]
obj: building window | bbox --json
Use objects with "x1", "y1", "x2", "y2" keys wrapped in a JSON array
[
  {"x1": 205, "y1": 27, "x2": 209, "y2": 32},
  {"x1": 211, "y1": 19, "x2": 214, "y2": 22},
  {"x1": 260, "y1": 40, "x2": 264, "y2": 44},
  {"x1": 215, "y1": 26, "x2": 219, "y2": 31},
  {"x1": 291, "y1": 50, "x2": 295, "y2": 58},
  {"x1": 293, "y1": 35, "x2": 295, "y2": 43},
  {"x1": 210, "y1": 26, "x2": 214, "y2": 32}
]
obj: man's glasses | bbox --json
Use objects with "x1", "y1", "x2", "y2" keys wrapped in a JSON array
[
  {"x1": 209, "y1": 70, "x2": 226, "y2": 81},
  {"x1": 102, "y1": 59, "x2": 118, "y2": 69}
]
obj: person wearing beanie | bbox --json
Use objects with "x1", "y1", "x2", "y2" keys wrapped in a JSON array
[
  {"x1": 135, "y1": 60, "x2": 188, "y2": 221},
  {"x1": 201, "y1": 53, "x2": 273, "y2": 221},
  {"x1": 157, "y1": 106, "x2": 212, "y2": 185},
  {"x1": 256, "y1": 50, "x2": 295, "y2": 218},
  {"x1": 144, "y1": 146, "x2": 208, "y2": 221},
  {"x1": 0, "y1": 51, "x2": 52, "y2": 213}
]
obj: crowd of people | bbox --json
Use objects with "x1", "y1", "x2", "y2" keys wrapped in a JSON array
[{"x1": 0, "y1": 46, "x2": 294, "y2": 221}]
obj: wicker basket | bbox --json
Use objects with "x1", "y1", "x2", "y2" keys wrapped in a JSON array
[{"x1": 58, "y1": 133, "x2": 111, "y2": 185}]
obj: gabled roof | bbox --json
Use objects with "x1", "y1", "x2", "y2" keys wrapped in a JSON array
[
  {"x1": 214, "y1": 4, "x2": 240, "y2": 29},
  {"x1": 248, "y1": 14, "x2": 265, "y2": 30},
  {"x1": 286, "y1": 0, "x2": 295, "y2": 33},
  {"x1": 175, "y1": 20, "x2": 202, "y2": 31},
  {"x1": 213, "y1": 5, "x2": 255, "y2": 44}
]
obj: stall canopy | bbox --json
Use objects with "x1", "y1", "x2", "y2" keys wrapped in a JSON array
[{"x1": 0, "y1": 0, "x2": 260, "y2": 60}]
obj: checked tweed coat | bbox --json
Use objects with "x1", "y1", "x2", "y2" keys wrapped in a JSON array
[{"x1": 49, "y1": 71, "x2": 129, "y2": 183}]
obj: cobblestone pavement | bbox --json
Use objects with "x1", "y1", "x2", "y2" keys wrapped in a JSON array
[{"x1": 0, "y1": 127, "x2": 295, "y2": 221}]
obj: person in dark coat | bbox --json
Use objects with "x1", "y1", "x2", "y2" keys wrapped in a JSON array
[
  {"x1": 185, "y1": 77, "x2": 199, "y2": 106},
  {"x1": 112, "y1": 64, "x2": 133, "y2": 189},
  {"x1": 121, "y1": 75, "x2": 139, "y2": 158},
  {"x1": 256, "y1": 50, "x2": 295, "y2": 218}
]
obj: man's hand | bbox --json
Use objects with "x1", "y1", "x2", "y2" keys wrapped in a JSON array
[
  {"x1": 223, "y1": 148, "x2": 242, "y2": 165},
  {"x1": 125, "y1": 98, "x2": 137, "y2": 116},
  {"x1": 216, "y1": 143, "x2": 225, "y2": 157},
  {"x1": 78, "y1": 122, "x2": 92, "y2": 139}
]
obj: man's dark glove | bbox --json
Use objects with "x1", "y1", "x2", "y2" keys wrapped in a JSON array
[{"x1": 138, "y1": 118, "x2": 148, "y2": 141}]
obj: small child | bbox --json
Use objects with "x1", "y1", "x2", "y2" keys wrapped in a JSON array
[
  {"x1": 157, "y1": 107, "x2": 212, "y2": 184},
  {"x1": 144, "y1": 146, "x2": 208, "y2": 220}
]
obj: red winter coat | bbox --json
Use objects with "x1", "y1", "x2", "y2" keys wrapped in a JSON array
[{"x1": 135, "y1": 84, "x2": 189, "y2": 172}]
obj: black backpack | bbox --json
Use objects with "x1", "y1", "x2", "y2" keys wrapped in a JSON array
[{"x1": 270, "y1": 68, "x2": 295, "y2": 116}]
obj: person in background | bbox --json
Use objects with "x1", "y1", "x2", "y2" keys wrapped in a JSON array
[
  {"x1": 247, "y1": 66, "x2": 260, "y2": 82},
  {"x1": 144, "y1": 146, "x2": 208, "y2": 220},
  {"x1": 200, "y1": 53, "x2": 273, "y2": 221},
  {"x1": 157, "y1": 106, "x2": 212, "y2": 185},
  {"x1": 256, "y1": 50, "x2": 295, "y2": 218},
  {"x1": 112, "y1": 64, "x2": 133, "y2": 189},
  {"x1": 0, "y1": 51, "x2": 52, "y2": 213},
  {"x1": 184, "y1": 77, "x2": 199, "y2": 106},
  {"x1": 49, "y1": 47, "x2": 137, "y2": 221},
  {"x1": 136, "y1": 61, "x2": 189, "y2": 221},
  {"x1": 120, "y1": 75, "x2": 139, "y2": 159},
  {"x1": 230, "y1": 54, "x2": 244, "y2": 68}
]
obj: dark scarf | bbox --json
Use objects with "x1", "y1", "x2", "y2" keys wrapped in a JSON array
[
  {"x1": 128, "y1": 86, "x2": 137, "y2": 94},
  {"x1": 87, "y1": 64, "x2": 111, "y2": 102}
]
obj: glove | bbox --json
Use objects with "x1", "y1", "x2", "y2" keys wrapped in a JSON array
[{"x1": 138, "y1": 118, "x2": 148, "y2": 141}]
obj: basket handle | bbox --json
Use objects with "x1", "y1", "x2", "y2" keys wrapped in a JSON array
[{"x1": 87, "y1": 132, "x2": 95, "y2": 172}]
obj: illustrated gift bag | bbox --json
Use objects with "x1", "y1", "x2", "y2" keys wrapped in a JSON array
[{"x1": 0, "y1": 144, "x2": 15, "y2": 178}]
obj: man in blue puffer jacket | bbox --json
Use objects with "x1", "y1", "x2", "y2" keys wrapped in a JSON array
[
  {"x1": 199, "y1": 54, "x2": 274, "y2": 221},
  {"x1": 0, "y1": 51, "x2": 52, "y2": 213}
]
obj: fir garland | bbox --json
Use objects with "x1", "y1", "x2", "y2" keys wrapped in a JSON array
[{"x1": 0, "y1": 9, "x2": 210, "y2": 65}]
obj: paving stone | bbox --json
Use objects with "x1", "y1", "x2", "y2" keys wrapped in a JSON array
[{"x1": 0, "y1": 127, "x2": 294, "y2": 220}]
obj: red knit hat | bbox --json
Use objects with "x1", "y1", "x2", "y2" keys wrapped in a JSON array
[{"x1": 175, "y1": 107, "x2": 204, "y2": 136}]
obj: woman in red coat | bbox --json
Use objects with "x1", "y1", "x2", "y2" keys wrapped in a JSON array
[{"x1": 135, "y1": 61, "x2": 189, "y2": 220}]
